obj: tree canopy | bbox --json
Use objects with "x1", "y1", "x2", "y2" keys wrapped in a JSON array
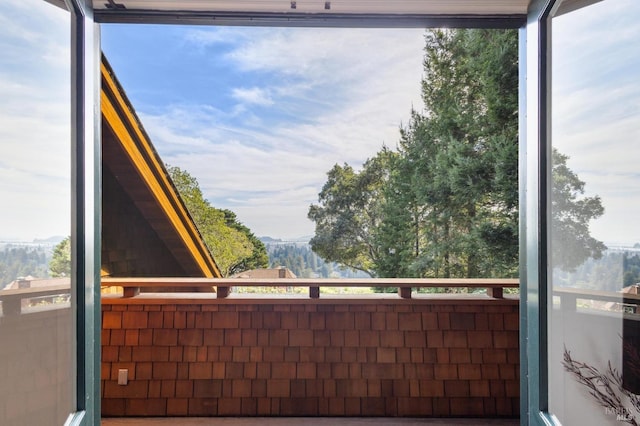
[
  {"x1": 551, "y1": 149, "x2": 605, "y2": 272},
  {"x1": 379, "y1": 29, "x2": 521, "y2": 279},
  {"x1": 221, "y1": 209, "x2": 269, "y2": 276},
  {"x1": 309, "y1": 28, "x2": 604, "y2": 279},
  {"x1": 308, "y1": 149, "x2": 394, "y2": 277},
  {"x1": 0, "y1": 245, "x2": 49, "y2": 285},
  {"x1": 167, "y1": 165, "x2": 268, "y2": 277}
]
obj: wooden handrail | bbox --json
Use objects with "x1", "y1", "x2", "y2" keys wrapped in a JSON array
[
  {"x1": 0, "y1": 284, "x2": 71, "y2": 316},
  {"x1": 101, "y1": 277, "x2": 519, "y2": 300},
  {"x1": 553, "y1": 287, "x2": 640, "y2": 313}
]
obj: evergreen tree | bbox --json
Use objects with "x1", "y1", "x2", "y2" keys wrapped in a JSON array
[
  {"x1": 49, "y1": 237, "x2": 71, "y2": 278},
  {"x1": 375, "y1": 29, "x2": 520, "y2": 279},
  {"x1": 265, "y1": 243, "x2": 361, "y2": 278},
  {"x1": 374, "y1": 134, "x2": 425, "y2": 278}
]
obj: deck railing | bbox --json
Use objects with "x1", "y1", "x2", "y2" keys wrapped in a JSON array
[
  {"x1": 101, "y1": 276, "x2": 521, "y2": 417},
  {"x1": 554, "y1": 286, "x2": 640, "y2": 314},
  {"x1": 101, "y1": 277, "x2": 519, "y2": 299},
  {"x1": 0, "y1": 284, "x2": 71, "y2": 316},
  {"x1": 0, "y1": 277, "x2": 520, "y2": 316}
]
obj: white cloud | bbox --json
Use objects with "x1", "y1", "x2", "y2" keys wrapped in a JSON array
[
  {"x1": 136, "y1": 26, "x2": 425, "y2": 238},
  {"x1": 232, "y1": 87, "x2": 274, "y2": 106},
  {"x1": 0, "y1": 0, "x2": 71, "y2": 240},
  {"x1": 552, "y1": 0, "x2": 640, "y2": 246},
  {"x1": 183, "y1": 27, "x2": 252, "y2": 48},
  {"x1": 144, "y1": 94, "x2": 418, "y2": 238}
]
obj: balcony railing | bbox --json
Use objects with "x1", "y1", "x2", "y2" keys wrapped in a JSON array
[
  {"x1": 554, "y1": 286, "x2": 640, "y2": 314},
  {"x1": 101, "y1": 277, "x2": 519, "y2": 299},
  {"x1": 0, "y1": 283, "x2": 71, "y2": 316},
  {"x1": 100, "y1": 276, "x2": 521, "y2": 417}
]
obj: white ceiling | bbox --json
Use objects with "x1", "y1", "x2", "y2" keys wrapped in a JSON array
[{"x1": 94, "y1": 0, "x2": 530, "y2": 15}]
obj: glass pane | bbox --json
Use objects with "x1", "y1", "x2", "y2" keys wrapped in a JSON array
[
  {"x1": 0, "y1": 0, "x2": 73, "y2": 424},
  {"x1": 549, "y1": 0, "x2": 640, "y2": 424}
]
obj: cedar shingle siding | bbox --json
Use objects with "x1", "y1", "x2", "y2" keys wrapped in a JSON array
[{"x1": 102, "y1": 299, "x2": 519, "y2": 417}]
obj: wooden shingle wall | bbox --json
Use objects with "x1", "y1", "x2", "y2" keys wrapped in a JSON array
[
  {"x1": 102, "y1": 166, "x2": 187, "y2": 277},
  {"x1": 101, "y1": 299, "x2": 519, "y2": 417}
]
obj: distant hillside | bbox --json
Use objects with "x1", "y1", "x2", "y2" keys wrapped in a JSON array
[
  {"x1": 259, "y1": 236, "x2": 313, "y2": 245},
  {"x1": 259, "y1": 236, "x2": 283, "y2": 244},
  {"x1": 33, "y1": 235, "x2": 66, "y2": 244}
]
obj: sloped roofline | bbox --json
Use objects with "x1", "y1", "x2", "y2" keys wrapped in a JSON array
[{"x1": 101, "y1": 55, "x2": 222, "y2": 278}]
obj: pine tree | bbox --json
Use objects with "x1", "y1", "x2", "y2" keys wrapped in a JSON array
[
  {"x1": 375, "y1": 29, "x2": 520, "y2": 279},
  {"x1": 50, "y1": 237, "x2": 71, "y2": 278}
]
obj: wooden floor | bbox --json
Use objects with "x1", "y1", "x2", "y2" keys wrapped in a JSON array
[{"x1": 102, "y1": 417, "x2": 520, "y2": 425}]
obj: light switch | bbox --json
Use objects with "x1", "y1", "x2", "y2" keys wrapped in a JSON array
[{"x1": 118, "y1": 369, "x2": 128, "y2": 385}]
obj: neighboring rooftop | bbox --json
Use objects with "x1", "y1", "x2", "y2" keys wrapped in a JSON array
[
  {"x1": 231, "y1": 267, "x2": 297, "y2": 279},
  {"x1": 2, "y1": 276, "x2": 69, "y2": 291}
]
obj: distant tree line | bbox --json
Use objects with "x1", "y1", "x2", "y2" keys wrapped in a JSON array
[
  {"x1": 267, "y1": 243, "x2": 367, "y2": 278},
  {"x1": 554, "y1": 251, "x2": 640, "y2": 292},
  {"x1": 309, "y1": 28, "x2": 604, "y2": 279},
  {"x1": 0, "y1": 245, "x2": 50, "y2": 286}
]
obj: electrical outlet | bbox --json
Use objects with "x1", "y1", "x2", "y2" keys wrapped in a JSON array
[{"x1": 118, "y1": 369, "x2": 128, "y2": 385}]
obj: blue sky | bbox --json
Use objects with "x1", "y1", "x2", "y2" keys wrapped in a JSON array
[
  {"x1": 101, "y1": 24, "x2": 426, "y2": 239},
  {"x1": 551, "y1": 0, "x2": 640, "y2": 247}
]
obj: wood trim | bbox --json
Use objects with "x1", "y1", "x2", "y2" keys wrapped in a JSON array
[
  {"x1": 102, "y1": 276, "x2": 519, "y2": 288},
  {"x1": 101, "y1": 61, "x2": 222, "y2": 278}
]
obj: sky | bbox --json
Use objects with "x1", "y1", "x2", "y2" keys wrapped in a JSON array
[
  {"x1": 551, "y1": 0, "x2": 640, "y2": 247},
  {"x1": 0, "y1": 0, "x2": 70, "y2": 241},
  {"x1": 1, "y1": 0, "x2": 640, "y2": 247},
  {"x1": 100, "y1": 24, "x2": 426, "y2": 240}
]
